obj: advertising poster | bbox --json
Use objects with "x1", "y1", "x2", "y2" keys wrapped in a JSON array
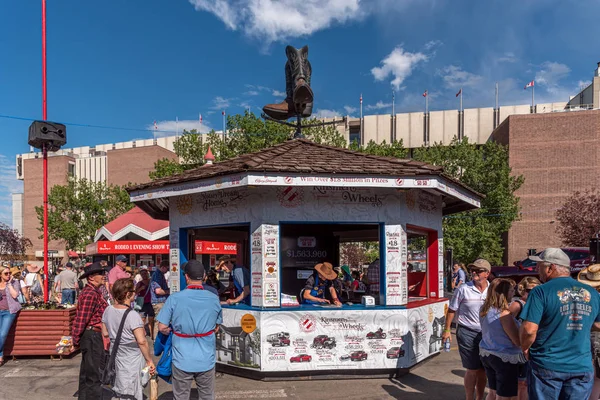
[
  {"x1": 250, "y1": 227, "x2": 263, "y2": 307},
  {"x1": 217, "y1": 309, "x2": 262, "y2": 370},
  {"x1": 254, "y1": 301, "x2": 447, "y2": 372},
  {"x1": 262, "y1": 225, "x2": 280, "y2": 307},
  {"x1": 169, "y1": 248, "x2": 180, "y2": 293},
  {"x1": 385, "y1": 225, "x2": 407, "y2": 306},
  {"x1": 438, "y1": 238, "x2": 444, "y2": 298}
]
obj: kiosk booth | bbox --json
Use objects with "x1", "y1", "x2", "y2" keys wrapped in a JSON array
[
  {"x1": 128, "y1": 139, "x2": 483, "y2": 377},
  {"x1": 86, "y1": 206, "x2": 170, "y2": 268}
]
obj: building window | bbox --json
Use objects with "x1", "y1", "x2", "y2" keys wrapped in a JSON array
[{"x1": 68, "y1": 163, "x2": 75, "y2": 177}]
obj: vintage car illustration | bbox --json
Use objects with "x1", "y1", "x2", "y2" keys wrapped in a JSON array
[
  {"x1": 339, "y1": 354, "x2": 351, "y2": 361},
  {"x1": 310, "y1": 335, "x2": 337, "y2": 349},
  {"x1": 350, "y1": 351, "x2": 368, "y2": 361},
  {"x1": 290, "y1": 354, "x2": 312, "y2": 363},
  {"x1": 366, "y1": 328, "x2": 386, "y2": 339},
  {"x1": 266, "y1": 332, "x2": 291, "y2": 347},
  {"x1": 386, "y1": 346, "x2": 406, "y2": 359}
]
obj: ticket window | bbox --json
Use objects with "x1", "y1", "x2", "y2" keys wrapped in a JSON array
[{"x1": 407, "y1": 229, "x2": 429, "y2": 300}]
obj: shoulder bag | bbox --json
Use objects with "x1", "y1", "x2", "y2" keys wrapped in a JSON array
[
  {"x1": 135, "y1": 283, "x2": 151, "y2": 311},
  {"x1": 100, "y1": 308, "x2": 132, "y2": 387}
]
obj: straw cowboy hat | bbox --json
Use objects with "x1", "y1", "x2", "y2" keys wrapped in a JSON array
[
  {"x1": 578, "y1": 264, "x2": 600, "y2": 288},
  {"x1": 314, "y1": 262, "x2": 338, "y2": 281},
  {"x1": 26, "y1": 264, "x2": 41, "y2": 274}
]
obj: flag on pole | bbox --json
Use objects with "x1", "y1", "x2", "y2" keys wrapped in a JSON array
[
  {"x1": 222, "y1": 110, "x2": 225, "y2": 116},
  {"x1": 524, "y1": 80, "x2": 534, "y2": 89},
  {"x1": 199, "y1": 113, "x2": 203, "y2": 123},
  {"x1": 153, "y1": 120, "x2": 157, "y2": 131},
  {"x1": 360, "y1": 94, "x2": 363, "y2": 104},
  {"x1": 422, "y1": 90, "x2": 428, "y2": 97},
  {"x1": 456, "y1": 88, "x2": 462, "y2": 97}
]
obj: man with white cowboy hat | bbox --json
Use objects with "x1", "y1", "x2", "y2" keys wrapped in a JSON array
[{"x1": 520, "y1": 248, "x2": 600, "y2": 400}]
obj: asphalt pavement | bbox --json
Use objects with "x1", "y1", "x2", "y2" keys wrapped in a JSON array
[{"x1": 0, "y1": 336, "x2": 467, "y2": 400}]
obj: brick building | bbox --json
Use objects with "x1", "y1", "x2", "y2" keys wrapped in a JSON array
[
  {"x1": 492, "y1": 109, "x2": 600, "y2": 263},
  {"x1": 15, "y1": 137, "x2": 177, "y2": 262}
]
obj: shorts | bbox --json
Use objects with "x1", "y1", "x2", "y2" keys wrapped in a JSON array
[
  {"x1": 481, "y1": 354, "x2": 519, "y2": 397},
  {"x1": 139, "y1": 302, "x2": 155, "y2": 318},
  {"x1": 518, "y1": 361, "x2": 529, "y2": 382},
  {"x1": 152, "y1": 302, "x2": 165, "y2": 317},
  {"x1": 456, "y1": 324, "x2": 483, "y2": 370}
]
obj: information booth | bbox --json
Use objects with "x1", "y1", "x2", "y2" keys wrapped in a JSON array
[{"x1": 129, "y1": 139, "x2": 483, "y2": 378}]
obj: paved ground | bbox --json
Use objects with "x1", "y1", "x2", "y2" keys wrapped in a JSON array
[{"x1": 0, "y1": 338, "x2": 467, "y2": 400}]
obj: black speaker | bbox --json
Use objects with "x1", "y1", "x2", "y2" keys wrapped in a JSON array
[{"x1": 28, "y1": 120, "x2": 67, "y2": 152}]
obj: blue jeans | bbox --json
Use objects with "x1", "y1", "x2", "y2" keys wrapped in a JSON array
[
  {"x1": 0, "y1": 310, "x2": 17, "y2": 358},
  {"x1": 528, "y1": 363, "x2": 594, "y2": 400},
  {"x1": 61, "y1": 289, "x2": 76, "y2": 304}
]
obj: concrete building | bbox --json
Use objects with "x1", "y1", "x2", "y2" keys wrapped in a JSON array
[
  {"x1": 14, "y1": 137, "x2": 178, "y2": 261},
  {"x1": 492, "y1": 109, "x2": 600, "y2": 263}
]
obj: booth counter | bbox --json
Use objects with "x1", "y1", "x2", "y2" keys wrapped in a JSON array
[{"x1": 128, "y1": 139, "x2": 483, "y2": 378}]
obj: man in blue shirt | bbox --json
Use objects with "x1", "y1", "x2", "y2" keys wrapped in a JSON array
[
  {"x1": 218, "y1": 256, "x2": 250, "y2": 305},
  {"x1": 157, "y1": 260, "x2": 222, "y2": 400},
  {"x1": 520, "y1": 248, "x2": 600, "y2": 400}
]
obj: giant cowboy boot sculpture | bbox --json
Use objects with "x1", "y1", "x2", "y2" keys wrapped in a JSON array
[{"x1": 263, "y1": 45, "x2": 313, "y2": 120}]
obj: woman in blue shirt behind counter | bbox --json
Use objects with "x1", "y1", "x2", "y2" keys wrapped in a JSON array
[{"x1": 302, "y1": 262, "x2": 342, "y2": 306}]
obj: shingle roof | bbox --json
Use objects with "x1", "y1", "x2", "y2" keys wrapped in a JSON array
[{"x1": 128, "y1": 139, "x2": 473, "y2": 193}]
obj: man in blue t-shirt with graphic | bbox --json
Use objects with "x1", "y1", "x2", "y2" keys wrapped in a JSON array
[{"x1": 520, "y1": 248, "x2": 600, "y2": 400}]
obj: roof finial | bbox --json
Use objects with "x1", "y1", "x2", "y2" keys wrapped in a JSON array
[{"x1": 204, "y1": 146, "x2": 215, "y2": 165}]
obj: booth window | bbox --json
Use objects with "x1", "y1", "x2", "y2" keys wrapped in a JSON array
[{"x1": 407, "y1": 226, "x2": 437, "y2": 301}]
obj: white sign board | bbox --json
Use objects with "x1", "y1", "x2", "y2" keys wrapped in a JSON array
[
  {"x1": 385, "y1": 225, "x2": 407, "y2": 306},
  {"x1": 250, "y1": 225, "x2": 281, "y2": 307},
  {"x1": 169, "y1": 248, "x2": 181, "y2": 293}
]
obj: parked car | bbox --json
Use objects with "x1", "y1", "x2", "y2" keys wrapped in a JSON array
[
  {"x1": 386, "y1": 347, "x2": 405, "y2": 359},
  {"x1": 350, "y1": 351, "x2": 368, "y2": 361},
  {"x1": 290, "y1": 354, "x2": 312, "y2": 363},
  {"x1": 490, "y1": 247, "x2": 590, "y2": 283}
]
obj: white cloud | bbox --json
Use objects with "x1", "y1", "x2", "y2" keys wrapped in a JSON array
[
  {"x1": 424, "y1": 40, "x2": 442, "y2": 51},
  {"x1": 496, "y1": 52, "x2": 517, "y2": 64},
  {"x1": 147, "y1": 119, "x2": 212, "y2": 136},
  {"x1": 314, "y1": 109, "x2": 341, "y2": 119},
  {"x1": 244, "y1": 90, "x2": 259, "y2": 96},
  {"x1": 366, "y1": 101, "x2": 392, "y2": 111},
  {"x1": 211, "y1": 96, "x2": 231, "y2": 110},
  {"x1": 437, "y1": 65, "x2": 484, "y2": 89},
  {"x1": 535, "y1": 62, "x2": 571, "y2": 94},
  {"x1": 578, "y1": 80, "x2": 592, "y2": 89},
  {"x1": 189, "y1": 0, "x2": 364, "y2": 45},
  {"x1": 0, "y1": 155, "x2": 23, "y2": 227},
  {"x1": 371, "y1": 46, "x2": 428, "y2": 90},
  {"x1": 272, "y1": 89, "x2": 286, "y2": 98},
  {"x1": 344, "y1": 105, "x2": 357, "y2": 114}
]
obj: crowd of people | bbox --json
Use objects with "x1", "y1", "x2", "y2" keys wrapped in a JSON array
[{"x1": 445, "y1": 248, "x2": 600, "y2": 400}]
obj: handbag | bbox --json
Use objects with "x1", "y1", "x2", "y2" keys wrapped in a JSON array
[
  {"x1": 153, "y1": 330, "x2": 173, "y2": 383},
  {"x1": 134, "y1": 283, "x2": 151, "y2": 312},
  {"x1": 100, "y1": 308, "x2": 132, "y2": 387}
]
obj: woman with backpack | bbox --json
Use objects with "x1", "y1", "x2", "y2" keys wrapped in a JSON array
[
  {"x1": 0, "y1": 265, "x2": 21, "y2": 366},
  {"x1": 23, "y1": 265, "x2": 45, "y2": 303}
]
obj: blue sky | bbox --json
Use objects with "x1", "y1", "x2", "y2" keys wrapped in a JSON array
[{"x1": 0, "y1": 0, "x2": 598, "y2": 226}]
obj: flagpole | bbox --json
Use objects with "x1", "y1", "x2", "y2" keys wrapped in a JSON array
[
  {"x1": 392, "y1": 91, "x2": 395, "y2": 142},
  {"x1": 495, "y1": 82, "x2": 499, "y2": 109},
  {"x1": 360, "y1": 94, "x2": 363, "y2": 146},
  {"x1": 532, "y1": 85, "x2": 535, "y2": 111},
  {"x1": 425, "y1": 90, "x2": 429, "y2": 114},
  {"x1": 460, "y1": 88, "x2": 463, "y2": 112},
  {"x1": 222, "y1": 111, "x2": 226, "y2": 141}
]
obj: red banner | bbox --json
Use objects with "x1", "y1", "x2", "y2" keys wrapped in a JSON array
[
  {"x1": 88, "y1": 240, "x2": 171, "y2": 255},
  {"x1": 195, "y1": 240, "x2": 237, "y2": 255}
]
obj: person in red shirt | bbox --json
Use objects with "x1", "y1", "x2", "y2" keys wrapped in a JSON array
[{"x1": 71, "y1": 262, "x2": 108, "y2": 400}]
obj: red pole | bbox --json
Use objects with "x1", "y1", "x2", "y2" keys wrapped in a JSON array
[{"x1": 42, "y1": 0, "x2": 49, "y2": 302}]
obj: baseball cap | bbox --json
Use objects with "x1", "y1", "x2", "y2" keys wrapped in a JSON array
[
  {"x1": 183, "y1": 259, "x2": 206, "y2": 280},
  {"x1": 65, "y1": 262, "x2": 73, "y2": 268},
  {"x1": 467, "y1": 259, "x2": 491, "y2": 272},
  {"x1": 529, "y1": 248, "x2": 570, "y2": 267},
  {"x1": 116, "y1": 255, "x2": 127, "y2": 262}
]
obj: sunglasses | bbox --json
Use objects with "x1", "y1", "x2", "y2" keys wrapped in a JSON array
[
  {"x1": 470, "y1": 269, "x2": 487, "y2": 274},
  {"x1": 1, "y1": 272, "x2": 10, "y2": 276}
]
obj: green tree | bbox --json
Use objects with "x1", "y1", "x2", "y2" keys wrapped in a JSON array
[
  {"x1": 149, "y1": 129, "x2": 207, "y2": 180},
  {"x1": 413, "y1": 137, "x2": 523, "y2": 265},
  {"x1": 556, "y1": 189, "x2": 600, "y2": 246},
  {"x1": 35, "y1": 178, "x2": 133, "y2": 252}
]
